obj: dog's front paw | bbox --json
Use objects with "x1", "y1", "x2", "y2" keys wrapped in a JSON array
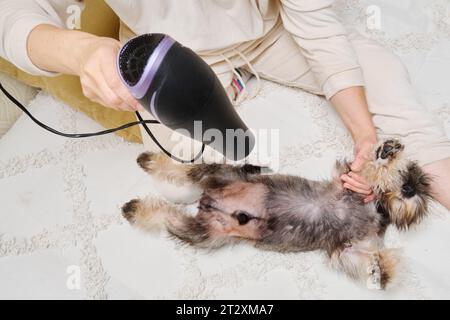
[
  {"x1": 375, "y1": 139, "x2": 404, "y2": 162},
  {"x1": 122, "y1": 199, "x2": 141, "y2": 224}
]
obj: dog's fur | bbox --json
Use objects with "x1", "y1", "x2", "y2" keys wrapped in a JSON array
[{"x1": 122, "y1": 139, "x2": 432, "y2": 289}]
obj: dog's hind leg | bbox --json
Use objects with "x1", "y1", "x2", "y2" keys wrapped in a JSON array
[
  {"x1": 136, "y1": 152, "x2": 203, "y2": 204},
  {"x1": 330, "y1": 238, "x2": 399, "y2": 290},
  {"x1": 137, "y1": 152, "x2": 262, "y2": 189},
  {"x1": 122, "y1": 197, "x2": 216, "y2": 246},
  {"x1": 122, "y1": 197, "x2": 170, "y2": 231},
  {"x1": 122, "y1": 196, "x2": 259, "y2": 249},
  {"x1": 137, "y1": 152, "x2": 193, "y2": 186}
]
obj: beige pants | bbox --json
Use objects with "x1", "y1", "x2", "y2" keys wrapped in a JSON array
[{"x1": 139, "y1": 26, "x2": 450, "y2": 166}]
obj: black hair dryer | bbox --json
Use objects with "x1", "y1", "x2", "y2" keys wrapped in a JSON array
[{"x1": 117, "y1": 33, "x2": 255, "y2": 161}]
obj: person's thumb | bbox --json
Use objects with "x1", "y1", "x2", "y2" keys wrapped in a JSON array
[{"x1": 351, "y1": 155, "x2": 365, "y2": 172}]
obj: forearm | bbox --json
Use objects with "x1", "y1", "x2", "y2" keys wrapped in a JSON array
[
  {"x1": 330, "y1": 86, "x2": 377, "y2": 144},
  {"x1": 27, "y1": 24, "x2": 98, "y2": 75},
  {"x1": 332, "y1": 86, "x2": 377, "y2": 200}
]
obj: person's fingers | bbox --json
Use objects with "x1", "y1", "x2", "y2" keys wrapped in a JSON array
[
  {"x1": 89, "y1": 93, "x2": 114, "y2": 109},
  {"x1": 117, "y1": 101, "x2": 137, "y2": 111},
  {"x1": 343, "y1": 183, "x2": 373, "y2": 195},
  {"x1": 80, "y1": 83, "x2": 96, "y2": 102},
  {"x1": 364, "y1": 193, "x2": 376, "y2": 203},
  {"x1": 115, "y1": 85, "x2": 142, "y2": 111},
  {"x1": 80, "y1": 72, "x2": 117, "y2": 108},
  {"x1": 95, "y1": 76, "x2": 134, "y2": 111},
  {"x1": 101, "y1": 63, "x2": 142, "y2": 111},
  {"x1": 340, "y1": 175, "x2": 371, "y2": 191},
  {"x1": 348, "y1": 171, "x2": 370, "y2": 185},
  {"x1": 80, "y1": 81, "x2": 116, "y2": 109},
  {"x1": 85, "y1": 78, "x2": 133, "y2": 111},
  {"x1": 115, "y1": 84, "x2": 145, "y2": 111}
]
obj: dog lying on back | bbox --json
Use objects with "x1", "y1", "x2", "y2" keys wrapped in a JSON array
[{"x1": 122, "y1": 139, "x2": 432, "y2": 289}]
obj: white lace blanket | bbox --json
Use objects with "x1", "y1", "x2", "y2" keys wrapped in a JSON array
[{"x1": 0, "y1": 0, "x2": 449, "y2": 299}]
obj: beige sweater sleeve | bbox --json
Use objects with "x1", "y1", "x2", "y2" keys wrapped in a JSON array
[
  {"x1": 0, "y1": 0, "x2": 63, "y2": 76},
  {"x1": 279, "y1": 0, "x2": 364, "y2": 99}
]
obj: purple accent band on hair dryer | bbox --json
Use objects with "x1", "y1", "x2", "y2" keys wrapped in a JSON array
[
  {"x1": 149, "y1": 91, "x2": 160, "y2": 122},
  {"x1": 117, "y1": 35, "x2": 176, "y2": 100}
]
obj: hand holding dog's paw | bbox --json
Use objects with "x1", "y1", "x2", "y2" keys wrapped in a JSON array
[{"x1": 341, "y1": 138, "x2": 377, "y2": 202}]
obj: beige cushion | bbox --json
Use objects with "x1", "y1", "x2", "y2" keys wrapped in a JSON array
[{"x1": 0, "y1": 73, "x2": 37, "y2": 138}]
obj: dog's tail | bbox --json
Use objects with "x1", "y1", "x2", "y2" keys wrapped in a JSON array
[
  {"x1": 368, "y1": 247, "x2": 400, "y2": 289},
  {"x1": 331, "y1": 244, "x2": 400, "y2": 290}
]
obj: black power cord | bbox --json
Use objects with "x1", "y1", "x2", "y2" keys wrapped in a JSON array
[
  {"x1": 135, "y1": 111, "x2": 205, "y2": 163},
  {"x1": 0, "y1": 82, "x2": 205, "y2": 163}
]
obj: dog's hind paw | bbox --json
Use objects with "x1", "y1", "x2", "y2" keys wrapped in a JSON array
[
  {"x1": 137, "y1": 152, "x2": 157, "y2": 172},
  {"x1": 121, "y1": 199, "x2": 141, "y2": 224},
  {"x1": 366, "y1": 254, "x2": 382, "y2": 290}
]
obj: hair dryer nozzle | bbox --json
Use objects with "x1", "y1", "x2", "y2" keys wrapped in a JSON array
[{"x1": 117, "y1": 33, "x2": 255, "y2": 161}]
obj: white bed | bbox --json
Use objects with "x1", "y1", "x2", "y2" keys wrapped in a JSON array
[{"x1": 0, "y1": 0, "x2": 449, "y2": 299}]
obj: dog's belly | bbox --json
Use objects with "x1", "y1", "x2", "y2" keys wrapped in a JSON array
[{"x1": 263, "y1": 193, "x2": 382, "y2": 252}]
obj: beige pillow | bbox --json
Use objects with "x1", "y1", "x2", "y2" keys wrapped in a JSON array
[{"x1": 0, "y1": 73, "x2": 37, "y2": 138}]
